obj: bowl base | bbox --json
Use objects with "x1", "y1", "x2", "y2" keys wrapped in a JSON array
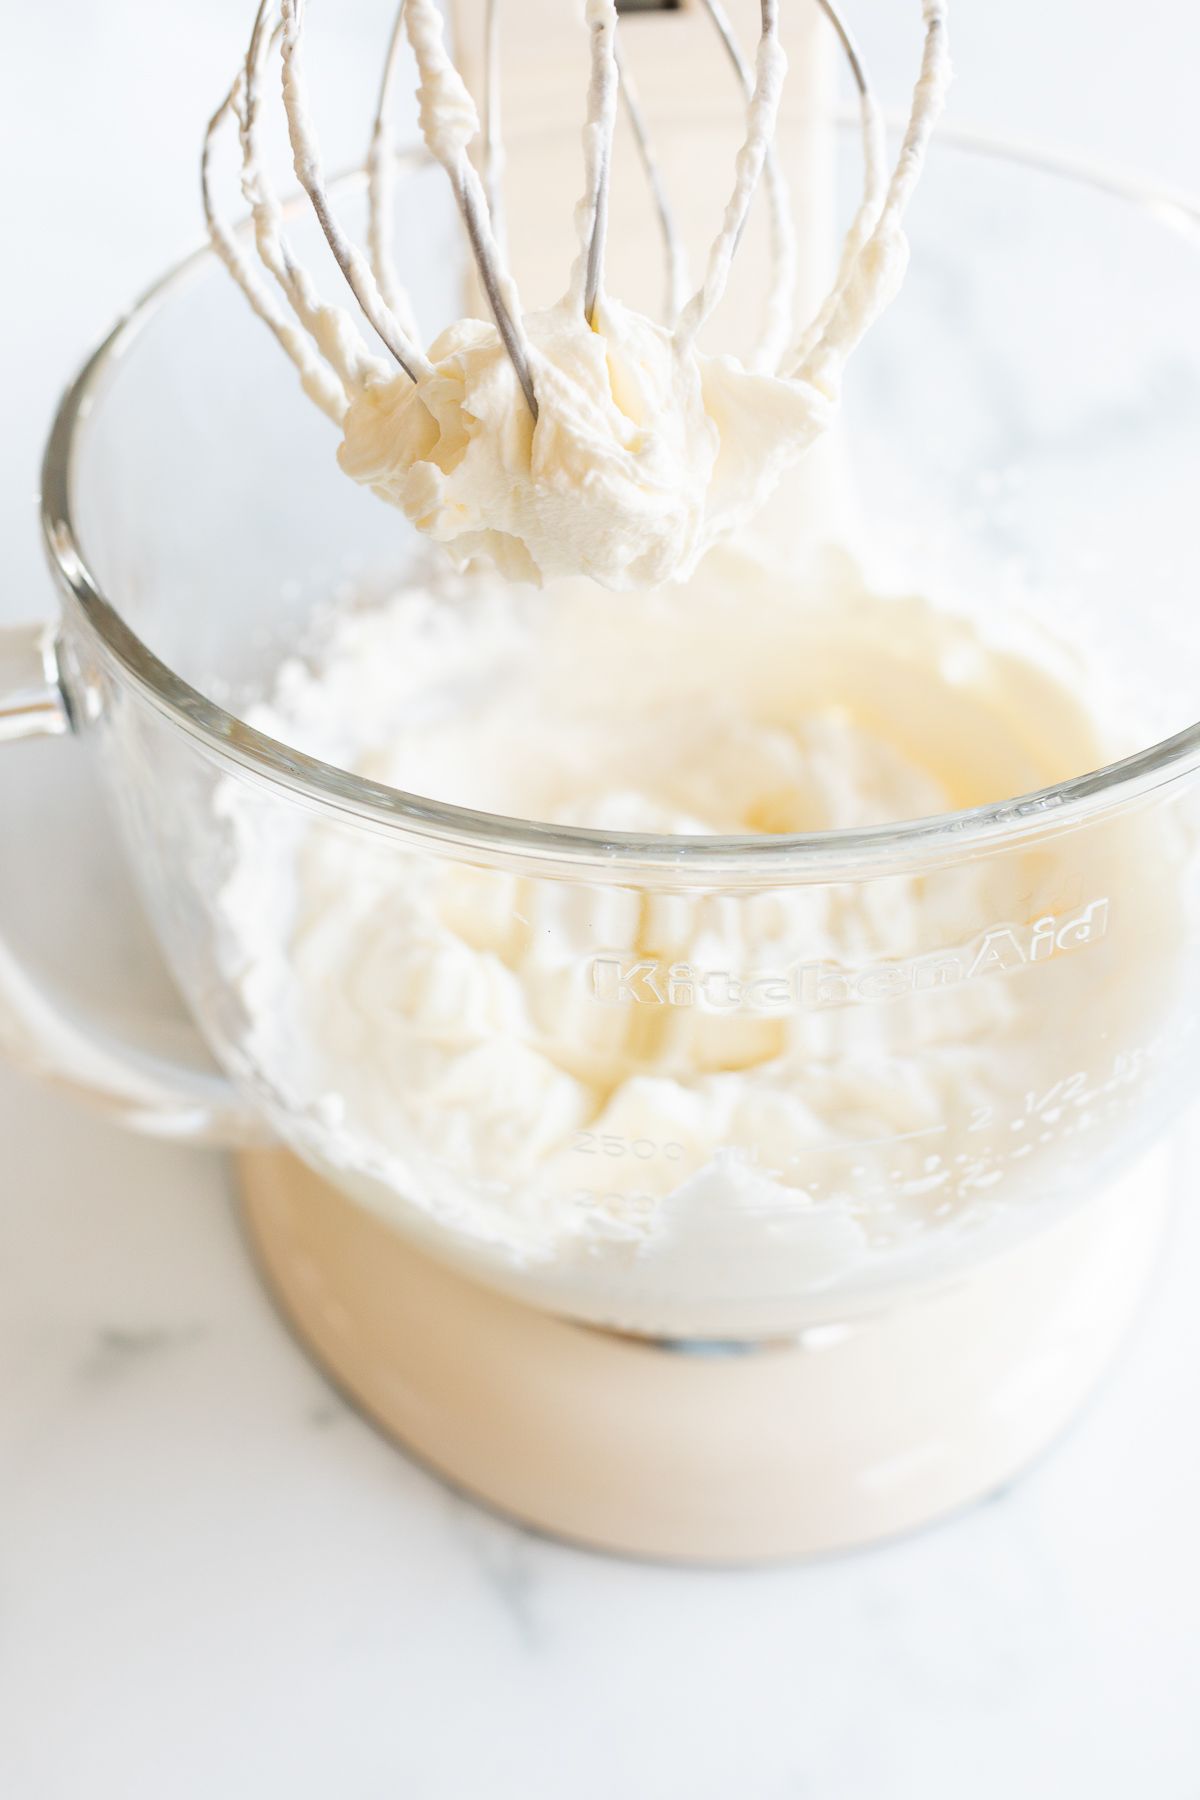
[{"x1": 237, "y1": 1146, "x2": 1170, "y2": 1562}]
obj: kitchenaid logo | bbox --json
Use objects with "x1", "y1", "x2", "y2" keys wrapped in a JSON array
[{"x1": 588, "y1": 897, "x2": 1110, "y2": 1013}]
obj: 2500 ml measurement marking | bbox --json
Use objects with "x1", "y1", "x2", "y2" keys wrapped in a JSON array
[{"x1": 573, "y1": 1131, "x2": 684, "y2": 1161}]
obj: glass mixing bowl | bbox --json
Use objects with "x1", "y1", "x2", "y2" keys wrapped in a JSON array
[{"x1": 5, "y1": 128, "x2": 1200, "y2": 1343}]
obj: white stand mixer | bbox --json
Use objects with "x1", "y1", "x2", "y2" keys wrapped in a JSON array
[
  {"x1": 231, "y1": 0, "x2": 1170, "y2": 1560},
  {"x1": 1, "y1": 0, "x2": 1186, "y2": 1565}
]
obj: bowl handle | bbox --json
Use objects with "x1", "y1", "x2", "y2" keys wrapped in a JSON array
[{"x1": 0, "y1": 622, "x2": 270, "y2": 1147}]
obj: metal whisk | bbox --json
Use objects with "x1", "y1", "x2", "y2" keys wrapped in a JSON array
[{"x1": 203, "y1": 0, "x2": 948, "y2": 432}]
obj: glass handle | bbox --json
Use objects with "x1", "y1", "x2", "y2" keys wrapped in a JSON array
[
  {"x1": 0, "y1": 622, "x2": 270, "y2": 1146},
  {"x1": 0, "y1": 619, "x2": 69, "y2": 742}
]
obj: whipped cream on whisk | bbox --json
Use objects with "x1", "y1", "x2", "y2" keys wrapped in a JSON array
[
  {"x1": 204, "y1": 0, "x2": 950, "y2": 590},
  {"x1": 337, "y1": 297, "x2": 837, "y2": 586}
]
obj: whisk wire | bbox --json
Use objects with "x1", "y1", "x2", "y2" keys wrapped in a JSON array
[
  {"x1": 366, "y1": 0, "x2": 426, "y2": 344},
  {"x1": 787, "y1": 0, "x2": 950, "y2": 382},
  {"x1": 201, "y1": 43, "x2": 348, "y2": 421},
  {"x1": 579, "y1": 0, "x2": 621, "y2": 327},
  {"x1": 694, "y1": 0, "x2": 796, "y2": 370},
  {"x1": 238, "y1": 1, "x2": 381, "y2": 396},
  {"x1": 674, "y1": 0, "x2": 785, "y2": 351},
  {"x1": 480, "y1": 0, "x2": 507, "y2": 259},
  {"x1": 403, "y1": 0, "x2": 539, "y2": 417},
  {"x1": 281, "y1": 0, "x2": 432, "y2": 381}
]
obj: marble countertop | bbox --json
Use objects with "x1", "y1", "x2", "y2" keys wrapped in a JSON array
[
  {"x1": 3, "y1": 1074, "x2": 1200, "y2": 1799},
  {"x1": 3, "y1": 4, "x2": 1200, "y2": 1795}
]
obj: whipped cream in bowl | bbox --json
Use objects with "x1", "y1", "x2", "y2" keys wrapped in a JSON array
[{"x1": 212, "y1": 545, "x2": 1189, "y2": 1337}]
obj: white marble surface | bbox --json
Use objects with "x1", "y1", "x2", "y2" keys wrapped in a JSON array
[{"x1": 3, "y1": 4, "x2": 1200, "y2": 1795}]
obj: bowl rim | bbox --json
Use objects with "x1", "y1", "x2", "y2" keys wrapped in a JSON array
[{"x1": 40, "y1": 125, "x2": 1200, "y2": 883}]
